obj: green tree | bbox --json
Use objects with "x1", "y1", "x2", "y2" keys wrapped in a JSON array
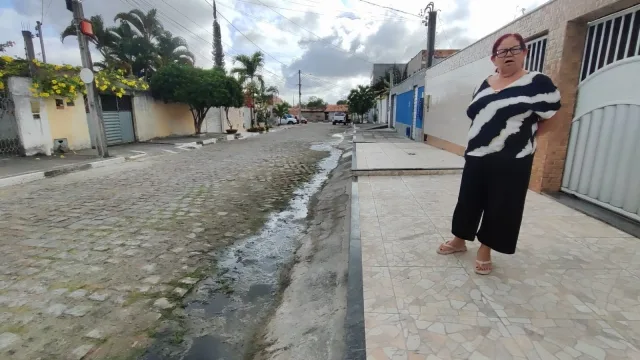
[
  {"x1": 61, "y1": 15, "x2": 122, "y2": 70},
  {"x1": 212, "y1": 0, "x2": 225, "y2": 69},
  {"x1": 113, "y1": 8, "x2": 164, "y2": 78},
  {"x1": 347, "y1": 85, "x2": 375, "y2": 122},
  {"x1": 155, "y1": 30, "x2": 195, "y2": 68},
  {"x1": 114, "y1": 9, "x2": 163, "y2": 42},
  {"x1": 273, "y1": 102, "x2": 290, "y2": 119},
  {"x1": 220, "y1": 75, "x2": 244, "y2": 130},
  {"x1": 336, "y1": 99, "x2": 348, "y2": 105},
  {"x1": 231, "y1": 51, "x2": 265, "y2": 127},
  {"x1": 306, "y1": 96, "x2": 327, "y2": 109},
  {"x1": 150, "y1": 64, "x2": 228, "y2": 134}
]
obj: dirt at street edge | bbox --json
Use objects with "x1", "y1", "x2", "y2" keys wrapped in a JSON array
[{"x1": 251, "y1": 142, "x2": 352, "y2": 360}]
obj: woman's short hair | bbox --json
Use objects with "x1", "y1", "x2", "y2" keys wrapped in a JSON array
[{"x1": 492, "y1": 33, "x2": 526, "y2": 56}]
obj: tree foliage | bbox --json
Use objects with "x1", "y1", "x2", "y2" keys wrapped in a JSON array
[
  {"x1": 212, "y1": 1, "x2": 225, "y2": 69},
  {"x1": 336, "y1": 99, "x2": 348, "y2": 105},
  {"x1": 150, "y1": 64, "x2": 235, "y2": 134},
  {"x1": 60, "y1": 9, "x2": 195, "y2": 78},
  {"x1": 306, "y1": 96, "x2": 327, "y2": 109},
  {"x1": 232, "y1": 51, "x2": 265, "y2": 127},
  {"x1": 273, "y1": 103, "x2": 290, "y2": 119},
  {"x1": 347, "y1": 85, "x2": 375, "y2": 120}
]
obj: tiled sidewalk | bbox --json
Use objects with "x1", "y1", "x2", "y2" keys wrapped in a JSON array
[{"x1": 359, "y1": 174, "x2": 640, "y2": 360}]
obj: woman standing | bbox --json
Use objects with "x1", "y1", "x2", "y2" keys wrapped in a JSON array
[{"x1": 437, "y1": 33, "x2": 561, "y2": 275}]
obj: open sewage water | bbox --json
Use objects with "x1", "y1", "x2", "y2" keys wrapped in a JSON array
[{"x1": 145, "y1": 134, "x2": 346, "y2": 360}]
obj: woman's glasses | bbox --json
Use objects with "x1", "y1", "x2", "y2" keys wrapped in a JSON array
[{"x1": 494, "y1": 46, "x2": 524, "y2": 58}]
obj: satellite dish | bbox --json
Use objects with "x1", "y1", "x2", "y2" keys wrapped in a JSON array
[{"x1": 79, "y1": 68, "x2": 94, "y2": 84}]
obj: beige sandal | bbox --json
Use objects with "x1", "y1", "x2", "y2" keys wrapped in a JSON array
[
  {"x1": 437, "y1": 241, "x2": 467, "y2": 255},
  {"x1": 475, "y1": 260, "x2": 493, "y2": 275}
]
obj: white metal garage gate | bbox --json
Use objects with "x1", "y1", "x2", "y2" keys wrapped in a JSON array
[{"x1": 562, "y1": 5, "x2": 640, "y2": 221}]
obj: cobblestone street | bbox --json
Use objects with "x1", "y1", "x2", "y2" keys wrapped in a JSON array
[{"x1": 0, "y1": 124, "x2": 345, "y2": 360}]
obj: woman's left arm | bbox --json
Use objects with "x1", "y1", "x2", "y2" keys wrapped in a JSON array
[{"x1": 533, "y1": 74, "x2": 561, "y2": 120}]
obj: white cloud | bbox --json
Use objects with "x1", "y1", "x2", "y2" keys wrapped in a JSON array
[{"x1": 2, "y1": 0, "x2": 550, "y2": 103}]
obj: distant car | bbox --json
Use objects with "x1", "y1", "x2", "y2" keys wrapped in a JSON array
[
  {"x1": 332, "y1": 112, "x2": 348, "y2": 125},
  {"x1": 279, "y1": 114, "x2": 297, "y2": 125}
]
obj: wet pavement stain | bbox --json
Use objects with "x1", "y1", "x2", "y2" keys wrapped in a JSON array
[{"x1": 143, "y1": 135, "x2": 346, "y2": 360}]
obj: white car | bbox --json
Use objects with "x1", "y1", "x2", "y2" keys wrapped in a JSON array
[{"x1": 279, "y1": 114, "x2": 298, "y2": 125}]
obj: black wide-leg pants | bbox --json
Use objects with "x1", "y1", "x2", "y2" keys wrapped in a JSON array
[{"x1": 451, "y1": 154, "x2": 534, "y2": 255}]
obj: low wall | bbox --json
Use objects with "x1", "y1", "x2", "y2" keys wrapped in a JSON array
[
  {"x1": 132, "y1": 93, "x2": 195, "y2": 141},
  {"x1": 8, "y1": 77, "x2": 52, "y2": 156},
  {"x1": 46, "y1": 94, "x2": 91, "y2": 150}
]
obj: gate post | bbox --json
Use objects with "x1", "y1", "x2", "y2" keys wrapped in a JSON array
[{"x1": 530, "y1": 20, "x2": 588, "y2": 193}]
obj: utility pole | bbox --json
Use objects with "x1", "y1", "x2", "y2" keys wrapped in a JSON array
[
  {"x1": 421, "y1": 3, "x2": 437, "y2": 68},
  {"x1": 35, "y1": 21, "x2": 46, "y2": 63},
  {"x1": 71, "y1": 0, "x2": 108, "y2": 157},
  {"x1": 387, "y1": 68, "x2": 394, "y2": 129},
  {"x1": 22, "y1": 31, "x2": 37, "y2": 75},
  {"x1": 298, "y1": 70, "x2": 302, "y2": 115}
]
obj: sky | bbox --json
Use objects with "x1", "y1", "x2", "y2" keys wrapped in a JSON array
[{"x1": 0, "y1": 0, "x2": 549, "y2": 103}]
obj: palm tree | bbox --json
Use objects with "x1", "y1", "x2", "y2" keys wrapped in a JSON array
[
  {"x1": 155, "y1": 31, "x2": 195, "y2": 68},
  {"x1": 114, "y1": 9, "x2": 164, "y2": 78},
  {"x1": 231, "y1": 51, "x2": 265, "y2": 127},
  {"x1": 61, "y1": 15, "x2": 120, "y2": 69},
  {"x1": 113, "y1": 9, "x2": 163, "y2": 42}
]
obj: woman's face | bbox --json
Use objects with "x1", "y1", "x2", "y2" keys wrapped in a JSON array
[{"x1": 492, "y1": 36, "x2": 527, "y2": 74}]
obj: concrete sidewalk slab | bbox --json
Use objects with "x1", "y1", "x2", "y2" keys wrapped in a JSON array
[
  {"x1": 352, "y1": 126, "x2": 465, "y2": 176},
  {"x1": 356, "y1": 174, "x2": 640, "y2": 360},
  {"x1": 354, "y1": 142, "x2": 465, "y2": 175}
]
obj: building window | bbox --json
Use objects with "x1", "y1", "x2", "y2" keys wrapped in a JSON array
[
  {"x1": 55, "y1": 99, "x2": 64, "y2": 109},
  {"x1": 524, "y1": 36, "x2": 548, "y2": 73}
]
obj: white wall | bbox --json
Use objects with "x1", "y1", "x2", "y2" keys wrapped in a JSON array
[
  {"x1": 8, "y1": 77, "x2": 52, "y2": 156},
  {"x1": 203, "y1": 107, "x2": 224, "y2": 133},
  {"x1": 423, "y1": 55, "x2": 494, "y2": 147},
  {"x1": 377, "y1": 96, "x2": 388, "y2": 123}
]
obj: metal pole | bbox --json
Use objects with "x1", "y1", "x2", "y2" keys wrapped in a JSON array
[
  {"x1": 36, "y1": 21, "x2": 47, "y2": 63},
  {"x1": 387, "y1": 68, "x2": 394, "y2": 129},
  {"x1": 298, "y1": 70, "x2": 302, "y2": 119},
  {"x1": 72, "y1": 0, "x2": 108, "y2": 157}
]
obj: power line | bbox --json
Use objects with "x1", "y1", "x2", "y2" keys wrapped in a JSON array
[
  {"x1": 228, "y1": 0, "x2": 416, "y2": 21},
  {"x1": 358, "y1": 0, "x2": 421, "y2": 18}
]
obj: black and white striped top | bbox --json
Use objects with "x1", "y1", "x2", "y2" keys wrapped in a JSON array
[{"x1": 465, "y1": 72, "x2": 561, "y2": 158}]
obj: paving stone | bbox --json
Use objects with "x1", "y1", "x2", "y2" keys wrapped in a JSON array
[
  {"x1": 88, "y1": 292, "x2": 110, "y2": 302},
  {"x1": 45, "y1": 303, "x2": 67, "y2": 317},
  {"x1": 84, "y1": 329, "x2": 106, "y2": 340},
  {"x1": 71, "y1": 344, "x2": 94, "y2": 360},
  {"x1": 68, "y1": 289, "x2": 87, "y2": 299},
  {"x1": 142, "y1": 276, "x2": 162, "y2": 285},
  {"x1": 179, "y1": 277, "x2": 198, "y2": 285},
  {"x1": 153, "y1": 298, "x2": 175, "y2": 310},
  {"x1": 64, "y1": 305, "x2": 92, "y2": 317},
  {"x1": 0, "y1": 332, "x2": 20, "y2": 350},
  {"x1": 173, "y1": 287, "x2": 188, "y2": 298}
]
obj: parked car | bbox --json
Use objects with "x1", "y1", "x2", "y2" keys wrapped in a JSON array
[
  {"x1": 332, "y1": 112, "x2": 348, "y2": 125},
  {"x1": 300, "y1": 116, "x2": 308, "y2": 124},
  {"x1": 279, "y1": 114, "x2": 298, "y2": 125}
]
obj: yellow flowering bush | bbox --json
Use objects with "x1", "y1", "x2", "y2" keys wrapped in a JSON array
[
  {"x1": 2, "y1": 57, "x2": 149, "y2": 100},
  {"x1": 0, "y1": 55, "x2": 30, "y2": 92}
]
